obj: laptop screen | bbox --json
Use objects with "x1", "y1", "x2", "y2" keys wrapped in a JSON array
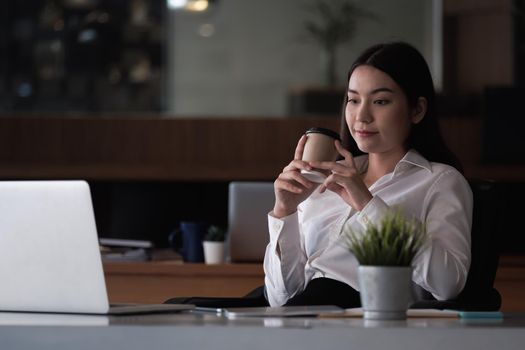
[
  {"x1": 227, "y1": 182, "x2": 274, "y2": 263},
  {"x1": 0, "y1": 180, "x2": 110, "y2": 314}
]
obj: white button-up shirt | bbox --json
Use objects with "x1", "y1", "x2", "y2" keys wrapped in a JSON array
[{"x1": 263, "y1": 149, "x2": 473, "y2": 307}]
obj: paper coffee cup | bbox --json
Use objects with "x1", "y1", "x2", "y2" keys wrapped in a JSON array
[{"x1": 301, "y1": 127, "x2": 341, "y2": 183}]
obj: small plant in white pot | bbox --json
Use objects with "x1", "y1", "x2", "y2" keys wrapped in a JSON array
[
  {"x1": 203, "y1": 225, "x2": 226, "y2": 265},
  {"x1": 345, "y1": 211, "x2": 426, "y2": 320}
]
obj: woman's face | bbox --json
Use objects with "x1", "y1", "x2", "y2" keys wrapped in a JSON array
[{"x1": 345, "y1": 65, "x2": 421, "y2": 157}]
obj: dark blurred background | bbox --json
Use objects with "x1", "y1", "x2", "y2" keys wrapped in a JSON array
[{"x1": 0, "y1": 0, "x2": 524, "y2": 251}]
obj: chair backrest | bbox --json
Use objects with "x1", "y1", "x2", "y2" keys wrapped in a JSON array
[
  {"x1": 456, "y1": 178, "x2": 501, "y2": 309},
  {"x1": 411, "y1": 178, "x2": 502, "y2": 310}
]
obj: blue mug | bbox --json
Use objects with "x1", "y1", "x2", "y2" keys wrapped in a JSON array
[{"x1": 169, "y1": 222, "x2": 207, "y2": 263}]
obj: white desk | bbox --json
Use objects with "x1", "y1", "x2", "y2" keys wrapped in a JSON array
[{"x1": 1, "y1": 311, "x2": 525, "y2": 350}]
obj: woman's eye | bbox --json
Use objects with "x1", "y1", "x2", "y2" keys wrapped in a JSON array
[
  {"x1": 347, "y1": 98, "x2": 358, "y2": 104},
  {"x1": 374, "y1": 99, "x2": 389, "y2": 105}
]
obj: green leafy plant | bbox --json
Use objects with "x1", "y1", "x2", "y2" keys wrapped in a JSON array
[
  {"x1": 204, "y1": 225, "x2": 226, "y2": 242},
  {"x1": 303, "y1": 0, "x2": 375, "y2": 51},
  {"x1": 345, "y1": 211, "x2": 426, "y2": 266},
  {"x1": 302, "y1": 0, "x2": 377, "y2": 85}
]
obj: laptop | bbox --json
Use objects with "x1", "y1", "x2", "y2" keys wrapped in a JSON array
[
  {"x1": 0, "y1": 180, "x2": 193, "y2": 315},
  {"x1": 227, "y1": 182, "x2": 274, "y2": 262}
]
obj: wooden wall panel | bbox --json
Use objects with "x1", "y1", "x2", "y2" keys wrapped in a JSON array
[
  {"x1": 0, "y1": 116, "x2": 338, "y2": 181},
  {"x1": 0, "y1": 116, "x2": 523, "y2": 181}
]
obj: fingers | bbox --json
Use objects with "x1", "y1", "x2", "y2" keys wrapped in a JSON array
[
  {"x1": 277, "y1": 137, "x2": 316, "y2": 194},
  {"x1": 293, "y1": 134, "x2": 308, "y2": 160},
  {"x1": 309, "y1": 161, "x2": 350, "y2": 175},
  {"x1": 335, "y1": 140, "x2": 358, "y2": 168},
  {"x1": 308, "y1": 141, "x2": 357, "y2": 174},
  {"x1": 318, "y1": 179, "x2": 343, "y2": 195},
  {"x1": 275, "y1": 178, "x2": 304, "y2": 194},
  {"x1": 275, "y1": 174, "x2": 314, "y2": 194},
  {"x1": 277, "y1": 159, "x2": 315, "y2": 193},
  {"x1": 324, "y1": 173, "x2": 347, "y2": 189},
  {"x1": 334, "y1": 140, "x2": 352, "y2": 159},
  {"x1": 283, "y1": 159, "x2": 312, "y2": 173},
  {"x1": 281, "y1": 161, "x2": 315, "y2": 185}
]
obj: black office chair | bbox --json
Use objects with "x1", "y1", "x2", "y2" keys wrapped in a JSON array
[
  {"x1": 164, "y1": 285, "x2": 268, "y2": 308},
  {"x1": 411, "y1": 178, "x2": 502, "y2": 311}
]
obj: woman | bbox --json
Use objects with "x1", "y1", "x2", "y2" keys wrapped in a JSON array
[{"x1": 264, "y1": 42, "x2": 473, "y2": 308}]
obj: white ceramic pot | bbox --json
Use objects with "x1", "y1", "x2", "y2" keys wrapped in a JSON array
[
  {"x1": 358, "y1": 265, "x2": 413, "y2": 320},
  {"x1": 203, "y1": 241, "x2": 225, "y2": 264}
]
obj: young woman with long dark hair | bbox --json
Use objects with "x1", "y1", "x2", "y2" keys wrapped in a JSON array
[{"x1": 264, "y1": 42, "x2": 472, "y2": 307}]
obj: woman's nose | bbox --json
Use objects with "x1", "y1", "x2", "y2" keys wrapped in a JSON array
[{"x1": 355, "y1": 104, "x2": 372, "y2": 123}]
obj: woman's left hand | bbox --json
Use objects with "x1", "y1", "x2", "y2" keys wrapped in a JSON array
[{"x1": 309, "y1": 140, "x2": 373, "y2": 211}]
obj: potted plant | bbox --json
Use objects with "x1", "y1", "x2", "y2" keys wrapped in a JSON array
[
  {"x1": 345, "y1": 211, "x2": 426, "y2": 320},
  {"x1": 203, "y1": 225, "x2": 227, "y2": 264},
  {"x1": 302, "y1": 0, "x2": 376, "y2": 86},
  {"x1": 290, "y1": 0, "x2": 377, "y2": 116}
]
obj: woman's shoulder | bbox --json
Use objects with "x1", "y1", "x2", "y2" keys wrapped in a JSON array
[
  {"x1": 428, "y1": 161, "x2": 467, "y2": 181},
  {"x1": 405, "y1": 150, "x2": 466, "y2": 181},
  {"x1": 407, "y1": 149, "x2": 462, "y2": 177},
  {"x1": 429, "y1": 161, "x2": 463, "y2": 177},
  {"x1": 406, "y1": 148, "x2": 470, "y2": 190},
  {"x1": 428, "y1": 161, "x2": 472, "y2": 194}
]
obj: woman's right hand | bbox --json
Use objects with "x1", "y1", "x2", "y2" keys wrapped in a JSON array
[{"x1": 272, "y1": 135, "x2": 318, "y2": 218}]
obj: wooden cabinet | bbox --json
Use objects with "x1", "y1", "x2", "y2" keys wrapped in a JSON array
[
  {"x1": 103, "y1": 258, "x2": 525, "y2": 311},
  {"x1": 103, "y1": 262, "x2": 264, "y2": 304}
]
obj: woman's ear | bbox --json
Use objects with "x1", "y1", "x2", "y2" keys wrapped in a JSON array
[{"x1": 411, "y1": 97, "x2": 427, "y2": 124}]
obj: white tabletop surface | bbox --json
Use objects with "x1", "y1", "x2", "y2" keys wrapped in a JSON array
[{"x1": 1, "y1": 310, "x2": 525, "y2": 350}]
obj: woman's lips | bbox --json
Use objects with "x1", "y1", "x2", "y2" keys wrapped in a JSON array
[{"x1": 355, "y1": 130, "x2": 379, "y2": 137}]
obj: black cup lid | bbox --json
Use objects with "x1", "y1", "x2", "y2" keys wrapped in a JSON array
[{"x1": 305, "y1": 127, "x2": 341, "y2": 141}]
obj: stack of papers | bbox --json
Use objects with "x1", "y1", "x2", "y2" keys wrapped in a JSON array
[
  {"x1": 322, "y1": 308, "x2": 504, "y2": 319},
  {"x1": 99, "y1": 238, "x2": 154, "y2": 262},
  {"x1": 335, "y1": 308, "x2": 458, "y2": 318}
]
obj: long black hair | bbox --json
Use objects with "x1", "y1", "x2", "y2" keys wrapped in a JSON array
[{"x1": 340, "y1": 42, "x2": 462, "y2": 172}]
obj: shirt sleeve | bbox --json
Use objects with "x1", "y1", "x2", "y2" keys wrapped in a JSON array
[
  {"x1": 412, "y1": 170, "x2": 473, "y2": 300},
  {"x1": 263, "y1": 211, "x2": 308, "y2": 307},
  {"x1": 356, "y1": 195, "x2": 391, "y2": 229}
]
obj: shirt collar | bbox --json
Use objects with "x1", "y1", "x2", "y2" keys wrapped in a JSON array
[
  {"x1": 395, "y1": 149, "x2": 432, "y2": 174},
  {"x1": 353, "y1": 149, "x2": 432, "y2": 176}
]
